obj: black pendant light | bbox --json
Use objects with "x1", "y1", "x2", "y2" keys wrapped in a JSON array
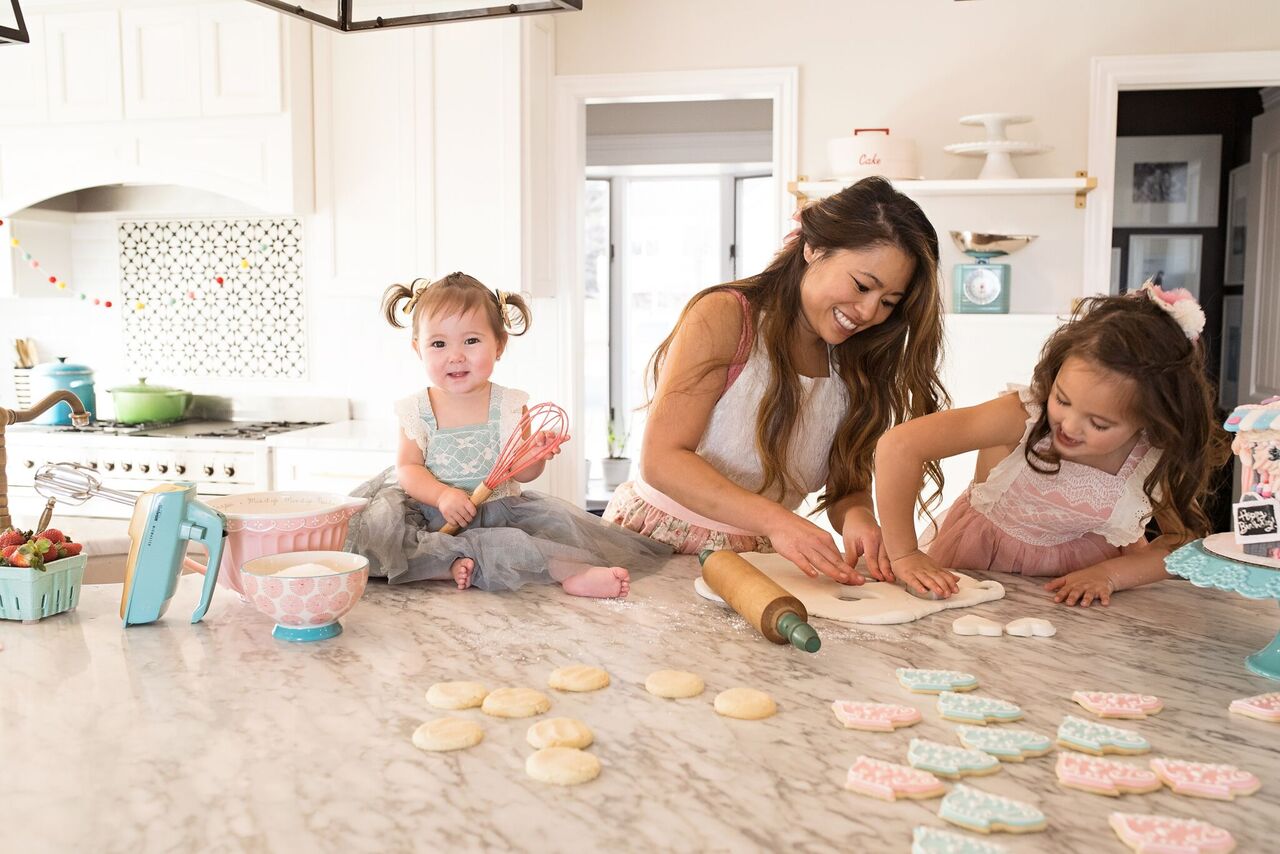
[
  {"x1": 244, "y1": 1, "x2": 581, "y2": 33},
  {"x1": 0, "y1": 0, "x2": 29, "y2": 45}
]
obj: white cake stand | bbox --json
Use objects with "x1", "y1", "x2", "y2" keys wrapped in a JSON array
[
  {"x1": 958, "y1": 113, "x2": 1033, "y2": 139},
  {"x1": 943, "y1": 140, "x2": 1052, "y2": 180}
]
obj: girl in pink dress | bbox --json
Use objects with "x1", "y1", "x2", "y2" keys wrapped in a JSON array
[{"x1": 874, "y1": 283, "x2": 1230, "y2": 606}]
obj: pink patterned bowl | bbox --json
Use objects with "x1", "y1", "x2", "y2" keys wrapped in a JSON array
[
  {"x1": 204, "y1": 492, "x2": 368, "y2": 598},
  {"x1": 240, "y1": 550, "x2": 369, "y2": 642}
]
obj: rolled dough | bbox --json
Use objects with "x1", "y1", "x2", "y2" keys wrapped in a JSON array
[
  {"x1": 526, "y1": 717, "x2": 594, "y2": 750},
  {"x1": 645, "y1": 670, "x2": 705, "y2": 699},
  {"x1": 714, "y1": 687, "x2": 777, "y2": 720},
  {"x1": 412, "y1": 718, "x2": 484, "y2": 752},
  {"x1": 426, "y1": 681, "x2": 489, "y2": 710},
  {"x1": 547, "y1": 664, "x2": 610, "y2": 692},
  {"x1": 481, "y1": 687, "x2": 551, "y2": 718},
  {"x1": 525, "y1": 747, "x2": 601, "y2": 785}
]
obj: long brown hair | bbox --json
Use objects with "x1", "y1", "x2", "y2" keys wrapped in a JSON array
[
  {"x1": 1024, "y1": 292, "x2": 1230, "y2": 543},
  {"x1": 381, "y1": 271, "x2": 531, "y2": 346},
  {"x1": 648, "y1": 177, "x2": 949, "y2": 515}
]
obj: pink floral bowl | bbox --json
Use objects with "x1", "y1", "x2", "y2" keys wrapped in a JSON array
[{"x1": 240, "y1": 551, "x2": 369, "y2": 643}]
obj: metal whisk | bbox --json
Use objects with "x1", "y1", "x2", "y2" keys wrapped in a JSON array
[{"x1": 35, "y1": 463, "x2": 139, "y2": 508}]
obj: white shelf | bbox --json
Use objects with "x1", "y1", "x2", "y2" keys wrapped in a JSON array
[{"x1": 789, "y1": 175, "x2": 1097, "y2": 207}]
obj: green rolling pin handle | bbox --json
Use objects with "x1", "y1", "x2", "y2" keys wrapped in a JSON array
[{"x1": 777, "y1": 611, "x2": 821, "y2": 653}]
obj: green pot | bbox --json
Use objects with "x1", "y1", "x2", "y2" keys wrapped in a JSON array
[{"x1": 107, "y1": 378, "x2": 192, "y2": 424}]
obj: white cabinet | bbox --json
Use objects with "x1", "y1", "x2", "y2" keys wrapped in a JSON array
[
  {"x1": 44, "y1": 10, "x2": 123, "y2": 123},
  {"x1": 198, "y1": 2, "x2": 282, "y2": 116},
  {"x1": 273, "y1": 448, "x2": 391, "y2": 494},
  {"x1": 122, "y1": 5, "x2": 201, "y2": 119},
  {"x1": 0, "y1": 15, "x2": 48, "y2": 123}
]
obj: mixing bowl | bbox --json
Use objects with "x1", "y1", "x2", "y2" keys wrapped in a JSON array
[{"x1": 240, "y1": 550, "x2": 369, "y2": 642}]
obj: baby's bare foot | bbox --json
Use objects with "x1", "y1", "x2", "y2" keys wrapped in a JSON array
[
  {"x1": 450, "y1": 557, "x2": 474, "y2": 590},
  {"x1": 562, "y1": 566, "x2": 630, "y2": 599}
]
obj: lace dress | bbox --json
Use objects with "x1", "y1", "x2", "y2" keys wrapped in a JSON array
[{"x1": 926, "y1": 385, "x2": 1161, "y2": 577}]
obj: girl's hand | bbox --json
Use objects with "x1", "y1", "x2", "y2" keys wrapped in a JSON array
[
  {"x1": 437, "y1": 487, "x2": 477, "y2": 530},
  {"x1": 1045, "y1": 566, "x2": 1116, "y2": 607},
  {"x1": 766, "y1": 511, "x2": 860, "y2": 585},
  {"x1": 889, "y1": 550, "x2": 960, "y2": 598},
  {"x1": 842, "y1": 507, "x2": 889, "y2": 581}
]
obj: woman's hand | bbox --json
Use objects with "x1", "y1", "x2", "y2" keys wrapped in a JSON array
[
  {"x1": 766, "y1": 511, "x2": 859, "y2": 585},
  {"x1": 888, "y1": 550, "x2": 960, "y2": 598},
  {"x1": 841, "y1": 506, "x2": 889, "y2": 581},
  {"x1": 437, "y1": 487, "x2": 477, "y2": 530},
  {"x1": 1045, "y1": 566, "x2": 1117, "y2": 607}
]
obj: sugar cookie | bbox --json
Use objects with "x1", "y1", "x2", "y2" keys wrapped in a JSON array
[
  {"x1": 547, "y1": 664, "x2": 610, "y2": 692},
  {"x1": 526, "y1": 717, "x2": 594, "y2": 750},
  {"x1": 832, "y1": 700, "x2": 922, "y2": 732},
  {"x1": 1055, "y1": 752, "x2": 1161, "y2": 796},
  {"x1": 907, "y1": 738, "x2": 1000, "y2": 779},
  {"x1": 411, "y1": 717, "x2": 484, "y2": 752},
  {"x1": 952, "y1": 615, "x2": 1003, "y2": 637},
  {"x1": 844, "y1": 756, "x2": 947, "y2": 801},
  {"x1": 481, "y1": 687, "x2": 551, "y2": 718},
  {"x1": 714, "y1": 687, "x2": 776, "y2": 720},
  {"x1": 1228, "y1": 691, "x2": 1280, "y2": 722},
  {"x1": 1072, "y1": 691, "x2": 1163, "y2": 719},
  {"x1": 938, "y1": 784, "x2": 1046, "y2": 834},
  {"x1": 938, "y1": 691, "x2": 1022, "y2": 725},
  {"x1": 1004, "y1": 617, "x2": 1056, "y2": 638},
  {"x1": 644, "y1": 670, "x2": 704, "y2": 699},
  {"x1": 1056, "y1": 715, "x2": 1150, "y2": 755},
  {"x1": 425, "y1": 681, "x2": 488, "y2": 710},
  {"x1": 525, "y1": 747, "x2": 601, "y2": 786},
  {"x1": 955, "y1": 725, "x2": 1052, "y2": 761},
  {"x1": 911, "y1": 826, "x2": 1009, "y2": 854},
  {"x1": 1149, "y1": 758, "x2": 1260, "y2": 800},
  {"x1": 1108, "y1": 812, "x2": 1235, "y2": 854},
  {"x1": 896, "y1": 668, "x2": 979, "y2": 694}
]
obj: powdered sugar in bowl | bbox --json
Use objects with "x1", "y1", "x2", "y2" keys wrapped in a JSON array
[{"x1": 240, "y1": 551, "x2": 369, "y2": 642}]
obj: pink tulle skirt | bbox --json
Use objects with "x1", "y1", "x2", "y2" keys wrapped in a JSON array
[
  {"x1": 926, "y1": 490, "x2": 1122, "y2": 577},
  {"x1": 604, "y1": 481, "x2": 772, "y2": 555}
]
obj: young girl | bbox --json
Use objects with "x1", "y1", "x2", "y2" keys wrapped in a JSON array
[
  {"x1": 347, "y1": 272, "x2": 671, "y2": 598},
  {"x1": 605, "y1": 177, "x2": 949, "y2": 584},
  {"x1": 874, "y1": 283, "x2": 1230, "y2": 606}
]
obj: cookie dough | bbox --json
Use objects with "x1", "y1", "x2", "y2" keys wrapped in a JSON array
[
  {"x1": 412, "y1": 718, "x2": 484, "y2": 752},
  {"x1": 426, "y1": 681, "x2": 489, "y2": 710},
  {"x1": 525, "y1": 747, "x2": 601, "y2": 785},
  {"x1": 547, "y1": 664, "x2": 610, "y2": 693},
  {"x1": 714, "y1": 687, "x2": 776, "y2": 720},
  {"x1": 481, "y1": 687, "x2": 551, "y2": 718},
  {"x1": 526, "y1": 717, "x2": 594, "y2": 750},
  {"x1": 644, "y1": 670, "x2": 705, "y2": 699}
]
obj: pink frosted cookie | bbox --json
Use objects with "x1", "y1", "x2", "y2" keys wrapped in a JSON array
[
  {"x1": 1228, "y1": 691, "x2": 1280, "y2": 722},
  {"x1": 1055, "y1": 752, "x2": 1162, "y2": 797},
  {"x1": 831, "y1": 700, "x2": 923, "y2": 732},
  {"x1": 1149, "y1": 759, "x2": 1261, "y2": 800},
  {"x1": 1072, "y1": 691, "x2": 1164, "y2": 719},
  {"x1": 1109, "y1": 812, "x2": 1236, "y2": 854},
  {"x1": 844, "y1": 755, "x2": 947, "y2": 801}
]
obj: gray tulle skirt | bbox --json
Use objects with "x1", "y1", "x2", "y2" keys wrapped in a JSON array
[{"x1": 344, "y1": 468, "x2": 674, "y2": 591}]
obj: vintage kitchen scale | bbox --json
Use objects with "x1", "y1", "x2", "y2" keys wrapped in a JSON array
[{"x1": 950, "y1": 231, "x2": 1037, "y2": 314}]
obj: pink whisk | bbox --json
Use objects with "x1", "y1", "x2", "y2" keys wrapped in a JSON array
[{"x1": 439, "y1": 401, "x2": 570, "y2": 535}]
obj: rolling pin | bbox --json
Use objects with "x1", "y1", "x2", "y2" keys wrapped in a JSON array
[{"x1": 699, "y1": 549, "x2": 820, "y2": 653}]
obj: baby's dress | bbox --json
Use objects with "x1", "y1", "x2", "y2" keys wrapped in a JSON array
[
  {"x1": 926, "y1": 385, "x2": 1162, "y2": 577},
  {"x1": 346, "y1": 383, "x2": 671, "y2": 590}
]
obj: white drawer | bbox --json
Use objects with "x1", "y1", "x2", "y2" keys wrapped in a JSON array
[{"x1": 272, "y1": 447, "x2": 391, "y2": 493}]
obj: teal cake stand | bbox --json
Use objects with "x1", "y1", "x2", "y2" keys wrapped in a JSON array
[{"x1": 1165, "y1": 538, "x2": 1280, "y2": 681}]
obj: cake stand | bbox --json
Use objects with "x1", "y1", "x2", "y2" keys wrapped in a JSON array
[
  {"x1": 944, "y1": 113, "x2": 1051, "y2": 179},
  {"x1": 1165, "y1": 535, "x2": 1280, "y2": 680}
]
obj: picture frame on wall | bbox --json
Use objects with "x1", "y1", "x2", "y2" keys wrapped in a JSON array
[
  {"x1": 1128, "y1": 234, "x2": 1203, "y2": 298},
  {"x1": 1220, "y1": 293, "x2": 1243, "y2": 409},
  {"x1": 1113, "y1": 135, "x2": 1222, "y2": 227},
  {"x1": 1224, "y1": 163, "x2": 1250, "y2": 285},
  {"x1": 1110, "y1": 246, "x2": 1123, "y2": 293}
]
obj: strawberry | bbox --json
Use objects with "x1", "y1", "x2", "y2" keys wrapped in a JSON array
[
  {"x1": 0, "y1": 529, "x2": 28, "y2": 549},
  {"x1": 8, "y1": 545, "x2": 43, "y2": 569},
  {"x1": 1, "y1": 544, "x2": 17, "y2": 562},
  {"x1": 61, "y1": 543, "x2": 83, "y2": 557},
  {"x1": 39, "y1": 528, "x2": 65, "y2": 545},
  {"x1": 30, "y1": 538, "x2": 54, "y2": 557}
]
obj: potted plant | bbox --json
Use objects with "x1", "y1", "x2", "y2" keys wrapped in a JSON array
[{"x1": 601, "y1": 408, "x2": 632, "y2": 490}]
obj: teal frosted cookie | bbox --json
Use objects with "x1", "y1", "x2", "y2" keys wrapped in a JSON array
[
  {"x1": 938, "y1": 692, "x2": 1023, "y2": 725},
  {"x1": 938, "y1": 783, "x2": 1047, "y2": 834},
  {"x1": 912, "y1": 825, "x2": 1009, "y2": 854},
  {"x1": 908, "y1": 738, "x2": 1000, "y2": 779},
  {"x1": 896, "y1": 668, "x2": 979, "y2": 694},
  {"x1": 955, "y1": 725, "x2": 1052, "y2": 761},
  {"x1": 1056, "y1": 715, "x2": 1150, "y2": 755}
]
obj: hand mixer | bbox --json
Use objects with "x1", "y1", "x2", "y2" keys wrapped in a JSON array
[{"x1": 35, "y1": 463, "x2": 227, "y2": 626}]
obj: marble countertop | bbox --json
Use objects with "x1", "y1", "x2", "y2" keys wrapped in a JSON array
[
  {"x1": 264, "y1": 419, "x2": 396, "y2": 452},
  {"x1": 2, "y1": 559, "x2": 1278, "y2": 853}
]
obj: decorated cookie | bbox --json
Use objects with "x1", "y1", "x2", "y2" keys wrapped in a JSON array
[
  {"x1": 908, "y1": 738, "x2": 1000, "y2": 779},
  {"x1": 1073, "y1": 691, "x2": 1164, "y2": 719},
  {"x1": 1004, "y1": 617, "x2": 1056, "y2": 638},
  {"x1": 1056, "y1": 715, "x2": 1151, "y2": 755},
  {"x1": 844, "y1": 755, "x2": 947, "y2": 801},
  {"x1": 1109, "y1": 812, "x2": 1236, "y2": 854},
  {"x1": 938, "y1": 691, "x2": 1023, "y2": 725},
  {"x1": 938, "y1": 784, "x2": 1047, "y2": 834},
  {"x1": 832, "y1": 700, "x2": 923, "y2": 732},
  {"x1": 955, "y1": 725, "x2": 1052, "y2": 761},
  {"x1": 1228, "y1": 691, "x2": 1280, "y2": 722},
  {"x1": 952, "y1": 615, "x2": 1003, "y2": 637},
  {"x1": 1055, "y1": 752, "x2": 1162, "y2": 796},
  {"x1": 1149, "y1": 758, "x2": 1261, "y2": 800},
  {"x1": 911, "y1": 825, "x2": 1009, "y2": 854},
  {"x1": 897, "y1": 668, "x2": 979, "y2": 694}
]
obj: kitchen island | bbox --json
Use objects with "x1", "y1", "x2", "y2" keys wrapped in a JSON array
[{"x1": 2, "y1": 558, "x2": 1277, "y2": 853}]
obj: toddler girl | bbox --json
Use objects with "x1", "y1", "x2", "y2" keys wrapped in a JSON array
[
  {"x1": 874, "y1": 283, "x2": 1229, "y2": 605},
  {"x1": 347, "y1": 272, "x2": 670, "y2": 598}
]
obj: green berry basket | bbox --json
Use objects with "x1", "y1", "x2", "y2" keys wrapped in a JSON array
[{"x1": 0, "y1": 554, "x2": 87, "y2": 622}]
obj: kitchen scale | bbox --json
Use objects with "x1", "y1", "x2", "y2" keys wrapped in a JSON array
[{"x1": 950, "y1": 231, "x2": 1037, "y2": 314}]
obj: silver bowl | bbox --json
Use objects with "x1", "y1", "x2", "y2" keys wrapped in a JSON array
[{"x1": 950, "y1": 231, "x2": 1037, "y2": 257}]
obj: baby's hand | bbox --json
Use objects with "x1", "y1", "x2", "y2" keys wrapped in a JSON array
[
  {"x1": 889, "y1": 551, "x2": 960, "y2": 599},
  {"x1": 1045, "y1": 566, "x2": 1116, "y2": 607},
  {"x1": 437, "y1": 487, "x2": 477, "y2": 530},
  {"x1": 531, "y1": 429, "x2": 564, "y2": 459}
]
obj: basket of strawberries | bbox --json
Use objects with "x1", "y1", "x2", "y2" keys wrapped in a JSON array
[{"x1": 0, "y1": 528, "x2": 86, "y2": 622}]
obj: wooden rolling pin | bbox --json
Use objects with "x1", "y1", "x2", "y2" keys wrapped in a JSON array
[{"x1": 699, "y1": 550, "x2": 820, "y2": 653}]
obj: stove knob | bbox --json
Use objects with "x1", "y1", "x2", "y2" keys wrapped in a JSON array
[
  {"x1": 105, "y1": 462, "x2": 115, "y2": 471},
  {"x1": 122, "y1": 463, "x2": 132, "y2": 472},
  {"x1": 203, "y1": 465, "x2": 214, "y2": 477},
  {"x1": 224, "y1": 465, "x2": 235, "y2": 478},
  {"x1": 157, "y1": 464, "x2": 168, "y2": 474},
  {"x1": 139, "y1": 464, "x2": 150, "y2": 473},
  {"x1": 23, "y1": 459, "x2": 34, "y2": 468},
  {"x1": 175, "y1": 464, "x2": 186, "y2": 475}
]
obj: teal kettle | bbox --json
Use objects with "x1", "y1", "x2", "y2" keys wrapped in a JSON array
[{"x1": 30, "y1": 358, "x2": 95, "y2": 425}]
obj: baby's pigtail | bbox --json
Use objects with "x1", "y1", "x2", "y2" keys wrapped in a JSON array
[
  {"x1": 382, "y1": 278, "x2": 427, "y2": 329},
  {"x1": 497, "y1": 290, "x2": 533, "y2": 336}
]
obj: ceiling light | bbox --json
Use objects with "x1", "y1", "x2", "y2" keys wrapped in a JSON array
[{"x1": 243, "y1": 1, "x2": 582, "y2": 33}]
